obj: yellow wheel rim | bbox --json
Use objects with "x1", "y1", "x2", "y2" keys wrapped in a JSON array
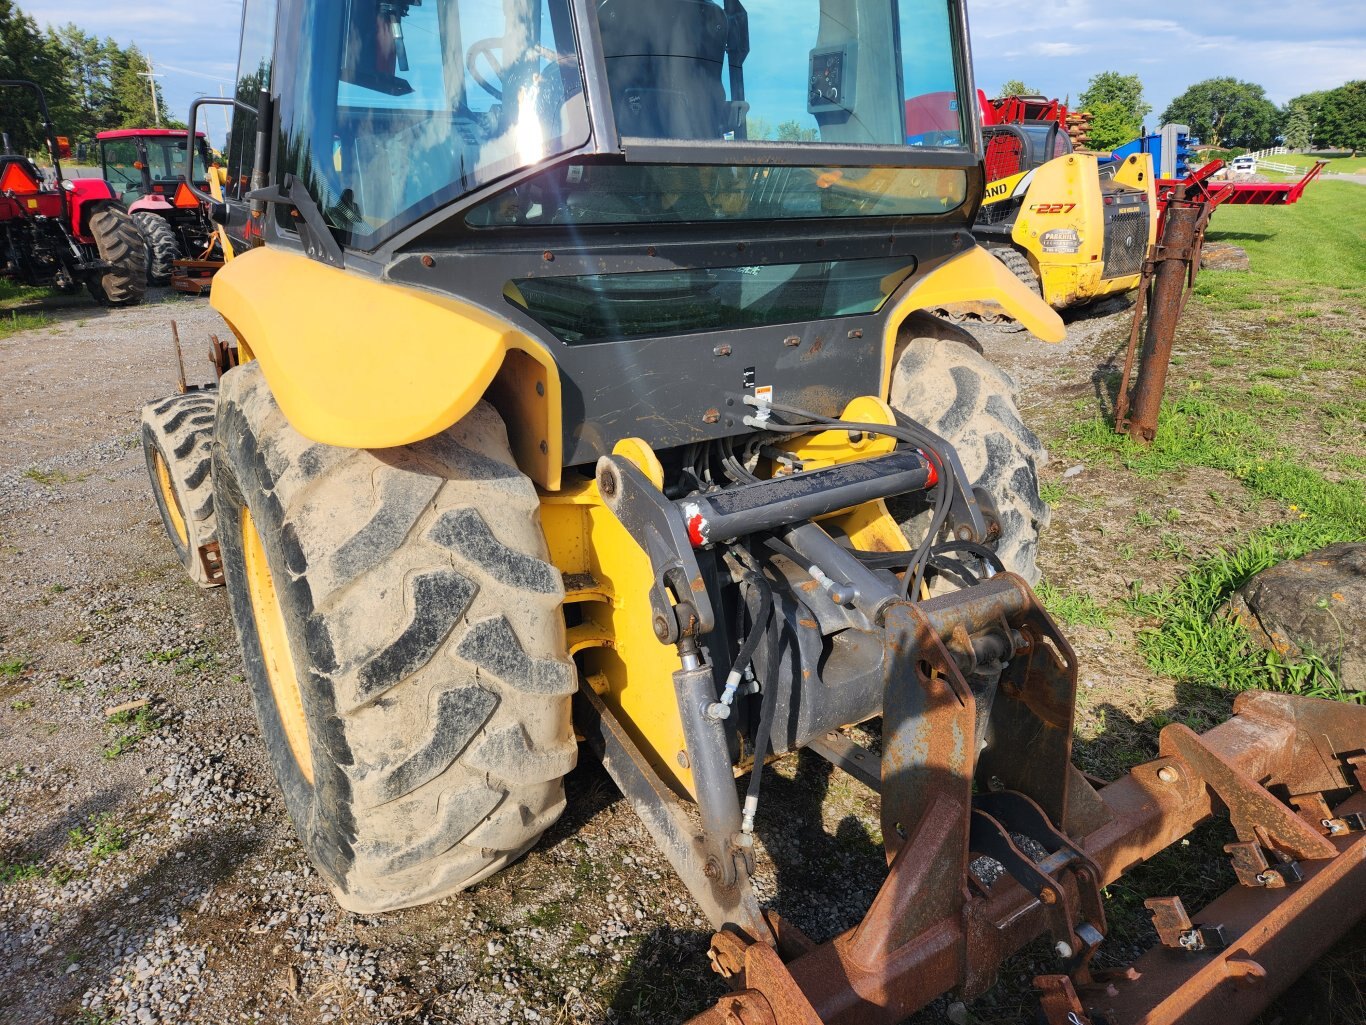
[
  {"x1": 154, "y1": 451, "x2": 189, "y2": 547},
  {"x1": 241, "y1": 506, "x2": 314, "y2": 783}
]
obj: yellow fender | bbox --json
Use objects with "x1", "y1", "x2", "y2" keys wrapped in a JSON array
[
  {"x1": 880, "y1": 244, "x2": 1065, "y2": 396},
  {"x1": 211, "y1": 247, "x2": 564, "y2": 488}
]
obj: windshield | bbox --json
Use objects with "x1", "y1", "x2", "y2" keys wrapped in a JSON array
[
  {"x1": 466, "y1": 162, "x2": 967, "y2": 225},
  {"x1": 276, "y1": 0, "x2": 589, "y2": 247},
  {"x1": 101, "y1": 140, "x2": 144, "y2": 194},
  {"x1": 144, "y1": 136, "x2": 211, "y2": 182},
  {"x1": 597, "y1": 0, "x2": 967, "y2": 147}
]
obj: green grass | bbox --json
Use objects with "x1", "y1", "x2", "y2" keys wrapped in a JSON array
[
  {"x1": 1064, "y1": 394, "x2": 1365, "y2": 698},
  {"x1": 1268, "y1": 153, "x2": 1366, "y2": 175},
  {"x1": 1038, "y1": 480, "x2": 1066, "y2": 505},
  {"x1": 0, "y1": 278, "x2": 50, "y2": 308},
  {"x1": 0, "y1": 309, "x2": 52, "y2": 339},
  {"x1": 1037, "y1": 581, "x2": 1111, "y2": 629},
  {"x1": 1200, "y1": 182, "x2": 1366, "y2": 296}
]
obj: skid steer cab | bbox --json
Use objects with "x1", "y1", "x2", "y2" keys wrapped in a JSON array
[{"x1": 141, "y1": 2, "x2": 1366, "y2": 1023}]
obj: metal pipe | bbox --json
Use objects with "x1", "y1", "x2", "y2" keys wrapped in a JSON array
[
  {"x1": 679, "y1": 451, "x2": 932, "y2": 547},
  {"x1": 781, "y1": 522, "x2": 901, "y2": 623},
  {"x1": 673, "y1": 661, "x2": 745, "y2": 886},
  {"x1": 1121, "y1": 198, "x2": 1205, "y2": 442}
]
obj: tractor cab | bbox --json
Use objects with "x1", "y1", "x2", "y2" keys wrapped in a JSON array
[
  {"x1": 217, "y1": 0, "x2": 990, "y2": 463},
  {"x1": 99, "y1": 129, "x2": 214, "y2": 208}
]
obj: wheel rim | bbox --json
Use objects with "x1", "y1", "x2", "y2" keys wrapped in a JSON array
[
  {"x1": 154, "y1": 450, "x2": 189, "y2": 547},
  {"x1": 241, "y1": 506, "x2": 314, "y2": 783}
]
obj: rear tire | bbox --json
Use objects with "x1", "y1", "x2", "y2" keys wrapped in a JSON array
[
  {"x1": 889, "y1": 312, "x2": 1050, "y2": 584},
  {"x1": 131, "y1": 210, "x2": 180, "y2": 287},
  {"x1": 213, "y1": 362, "x2": 576, "y2": 913},
  {"x1": 85, "y1": 202, "x2": 147, "y2": 307},
  {"x1": 142, "y1": 391, "x2": 220, "y2": 588}
]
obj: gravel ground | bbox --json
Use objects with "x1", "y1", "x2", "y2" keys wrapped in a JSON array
[
  {"x1": 0, "y1": 287, "x2": 1352, "y2": 1025},
  {"x1": 0, "y1": 292, "x2": 917, "y2": 1025}
]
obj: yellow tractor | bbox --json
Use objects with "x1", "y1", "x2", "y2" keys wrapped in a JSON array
[
  {"x1": 142, "y1": 2, "x2": 1366, "y2": 1023},
  {"x1": 943, "y1": 94, "x2": 1158, "y2": 323}
]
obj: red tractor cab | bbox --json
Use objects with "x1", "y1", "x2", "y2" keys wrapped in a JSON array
[
  {"x1": 98, "y1": 128, "x2": 224, "y2": 291},
  {"x1": 0, "y1": 80, "x2": 146, "y2": 306}
]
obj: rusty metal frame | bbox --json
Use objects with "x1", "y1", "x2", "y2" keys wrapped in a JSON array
[{"x1": 679, "y1": 679, "x2": 1366, "y2": 1025}]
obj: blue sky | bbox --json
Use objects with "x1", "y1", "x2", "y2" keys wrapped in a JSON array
[{"x1": 26, "y1": 0, "x2": 1366, "y2": 149}]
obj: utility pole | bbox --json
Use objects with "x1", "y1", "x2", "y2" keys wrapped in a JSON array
[
  {"x1": 219, "y1": 84, "x2": 232, "y2": 150},
  {"x1": 141, "y1": 57, "x2": 164, "y2": 127}
]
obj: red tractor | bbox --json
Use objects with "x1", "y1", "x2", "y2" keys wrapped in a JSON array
[
  {"x1": 0, "y1": 80, "x2": 146, "y2": 306},
  {"x1": 98, "y1": 128, "x2": 224, "y2": 290}
]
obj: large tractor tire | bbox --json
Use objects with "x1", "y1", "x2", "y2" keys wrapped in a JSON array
[
  {"x1": 142, "y1": 391, "x2": 220, "y2": 588},
  {"x1": 85, "y1": 201, "x2": 147, "y2": 307},
  {"x1": 212, "y1": 362, "x2": 577, "y2": 913},
  {"x1": 131, "y1": 210, "x2": 180, "y2": 287},
  {"x1": 889, "y1": 312, "x2": 1050, "y2": 585}
]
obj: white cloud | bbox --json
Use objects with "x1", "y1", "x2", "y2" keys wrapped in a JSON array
[{"x1": 1033, "y1": 42, "x2": 1088, "y2": 58}]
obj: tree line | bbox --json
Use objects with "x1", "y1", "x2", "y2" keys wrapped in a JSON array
[
  {"x1": 1, "y1": 0, "x2": 176, "y2": 158},
  {"x1": 997, "y1": 73, "x2": 1365, "y2": 154}
]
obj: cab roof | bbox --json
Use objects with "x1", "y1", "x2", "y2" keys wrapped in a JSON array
[{"x1": 96, "y1": 129, "x2": 207, "y2": 141}]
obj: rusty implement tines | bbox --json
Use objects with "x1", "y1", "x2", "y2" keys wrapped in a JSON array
[
  {"x1": 197, "y1": 541, "x2": 224, "y2": 586},
  {"x1": 1034, "y1": 974, "x2": 1095, "y2": 1025},
  {"x1": 681, "y1": 687, "x2": 1366, "y2": 1025}
]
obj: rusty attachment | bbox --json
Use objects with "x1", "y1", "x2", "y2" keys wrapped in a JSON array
[
  {"x1": 170, "y1": 258, "x2": 222, "y2": 295},
  {"x1": 170, "y1": 320, "x2": 188, "y2": 394},
  {"x1": 1224, "y1": 840, "x2": 1302, "y2": 888},
  {"x1": 1115, "y1": 188, "x2": 1215, "y2": 442},
  {"x1": 198, "y1": 541, "x2": 224, "y2": 586},
  {"x1": 1034, "y1": 974, "x2": 1095, "y2": 1025},
  {"x1": 1144, "y1": 896, "x2": 1227, "y2": 952}
]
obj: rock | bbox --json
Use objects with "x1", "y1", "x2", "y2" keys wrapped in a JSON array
[
  {"x1": 1201, "y1": 241, "x2": 1250, "y2": 272},
  {"x1": 1224, "y1": 543, "x2": 1366, "y2": 690}
]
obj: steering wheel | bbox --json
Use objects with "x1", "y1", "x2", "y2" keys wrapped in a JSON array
[
  {"x1": 466, "y1": 38, "x2": 506, "y2": 101},
  {"x1": 467, "y1": 39, "x2": 561, "y2": 102}
]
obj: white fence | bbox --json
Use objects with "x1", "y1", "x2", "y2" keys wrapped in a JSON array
[
  {"x1": 1245, "y1": 146, "x2": 1289, "y2": 161},
  {"x1": 1256, "y1": 160, "x2": 1301, "y2": 174}
]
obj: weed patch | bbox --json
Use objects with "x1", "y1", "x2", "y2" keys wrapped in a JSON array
[
  {"x1": 1037, "y1": 582, "x2": 1111, "y2": 629},
  {"x1": 103, "y1": 705, "x2": 161, "y2": 759},
  {"x1": 22, "y1": 466, "x2": 85, "y2": 487},
  {"x1": 68, "y1": 813, "x2": 129, "y2": 862},
  {"x1": 1, "y1": 656, "x2": 30, "y2": 679},
  {"x1": 0, "y1": 862, "x2": 44, "y2": 886}
]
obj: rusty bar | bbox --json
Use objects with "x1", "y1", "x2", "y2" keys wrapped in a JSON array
[
  {"x1": 1120, "y1": 198, "x2": 1204, "y2": 443},
  {"x1": 1092, "y1": 792, "x2": 1366, "y2": 1025},
  {"x1": 170, "y1": 319, "x2": 187, "y2": 394},
  {"x1": 1113, "y1": 258, "x2": 1152, "y2": 431}
]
